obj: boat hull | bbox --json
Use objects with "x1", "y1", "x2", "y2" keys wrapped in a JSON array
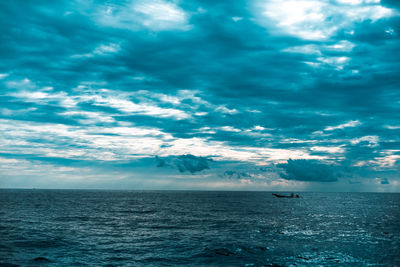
[{"x1": 272, "y1": 193, "x2": 299, "y2": 198}]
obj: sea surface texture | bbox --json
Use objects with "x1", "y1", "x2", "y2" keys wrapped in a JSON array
[{"x1": 0, "y1": 190, "x2": 399, "y2": 266}]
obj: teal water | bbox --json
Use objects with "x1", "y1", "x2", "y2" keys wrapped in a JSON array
[{"x1": 1, "y1": 190, "x2": 399, "y2": 266}]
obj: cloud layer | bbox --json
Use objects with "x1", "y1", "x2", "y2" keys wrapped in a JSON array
[
  {"x1": 277, "y1": 159, "x2": 339, "y2": 182},
  {"x1": 0, "y1": 0, "x2": 399, "y2": 191}
]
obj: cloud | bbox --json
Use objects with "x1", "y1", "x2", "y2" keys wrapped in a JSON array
[
  {"x1": 256, "y1": 0, "x2": 395, "y2": 40},
  {"x1": 174, "y1": 154, "x2": 211, "y2": 173},
  {"x1": 72, "y1": 43, "x2": 121, "y2": 58},
  {"x1": 133, "y1": 0, "x2": 189, "y2": 30},
  {"x1": 282, "y1": 44, "x2": 322, "y2": 55},
  {"x1": 277, "y1": 159, "x2": 339, "y2": 182},
  {"x1": 325, "y1": 120, "x2": 362, "y2": 131},
  {"x1": 155, "y1": 155, "x2": 166, "y2": 167},
  {"x1": 91, "y1": 0, "x2": 190, "y2": 31},
  {"x1": 0, "y1": 0, "x2": 399, "y2": 190},
  {"x1": 223, "y1": 170, "x2": 252, "y2": 179},
  {"x1": 156, "y1": 154, "x2": 212, "y2": 174},
  {"x1": 350, "y1": 135, "x2": 380, "y2": 147},
  {"x1": 7, "y1": 83, "x2": 192, "y2": 120},
  {"x1": 380, "y1": 178, "x2": 389, "y2": 184}
]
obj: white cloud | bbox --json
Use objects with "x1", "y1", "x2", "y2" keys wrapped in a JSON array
[
  {"x1": 216, "y1": 106, "x2": 239, "y2": 114},
  {"x1": 93, "y1": 43, "x2": 120, "y2": 55},
  {"x1": 72, "y1": 43, "x2": 120, "y2": 58},
  {"x1": 219, "y1": 126, "x2": 242, "y2": 132},
  {"x1": 374, "y1": 154, "x2": 400, "y2": 167},
  {"x1": 133, "y1": 89, "x2": 240, "y2": 116},
  {"x1": 197, "y1": 127, "x2": 216, "y2": 134},
  {"x1": 325, "y1": 120, "x2": 361, "y2": 131},
  {"x1": 256, "y1": 0, "x2": 395, "y2": 40},
  {"x1": 7, "y1": 82, "x2": 191, "y2": 120},
  {"x1": 6, "y1": 78, "x2": 35, "y2": 90},
  {"x1": 89, "y1": 94, "x2": 191, "y2": 120},
  {"x1": 6, "y1": 78, "x2": 244, "y2": 122},
  {"x1": 323, "y1": 40, "x2": 355, "y2": 52},
  {"x1": 304, "y1": 61, "x2": 322, "y2": 68},
  {"x1": 159, "y1": 137, "x2": 325, "y2": 163},
  {"x1": 336, "y1": 0, "x2": 362, "y2": 4},
  {"x1": 59, "y1": 111, "x2": 115, "y2": 124},
  {"x1": 0, "y1": 118, "x2": 325, "y2": 165},
  {"x1": 232, "y1": 16, "x2": 243, "y2": 22},
  {"x1": 0, "y1": 157, "x2": 21, "y2": 164},
  {"x1": 310, "y1": 146, "x2": 345, "y2": 154},
  {"x1": 259, "y1": 0, "x2": 332, "y2": 40},
  {"x1": 282, "y1": 44, "x2": 322, "y2": 55},
  {"x1": 0, "y1": 119, "x2": 170, "y2": 161},
  {"x1": 350, "y1": 135, "x2": 380, "y2": 147},
  {"x1": 92, "y1": 0, "x2": 190, "y2": 31},
  {"x1": 385, "y1": 125, "x2": 400, "y2": 130},
  {"x1": 285, "y1": 40, "x2": 355, "y2": 70},
  {"x1": 253, "y1": 125, "x2": 266, "y2": 131},
  {"x1": 385, "y1": 27, "x2": 395, "y2": 35},
  {"x1": 11, "y1": 89, "x2": 78, "y2": 108},
  {"x1": 317, "y1": 56, "x2": 351, "y2": 70},
  {"x1": 133, "y1": 0, "x2": 188, "y2": 30}
]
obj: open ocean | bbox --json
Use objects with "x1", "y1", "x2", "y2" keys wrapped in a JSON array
[{"x1": 0, "y1": 190, "x2": 399, "y2": 266}]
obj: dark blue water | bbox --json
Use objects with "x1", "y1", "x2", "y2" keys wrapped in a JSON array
[{"x1": 1, "y1": 190, "x2": 399, "y2": 266}]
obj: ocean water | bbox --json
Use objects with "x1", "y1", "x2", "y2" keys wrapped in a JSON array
[{"x1": 0, "y1": 190, "x2": 399, "y2": 266}]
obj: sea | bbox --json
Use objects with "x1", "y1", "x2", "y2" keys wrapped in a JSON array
[{"x1": 0, "y1": 190, "x2": 399, "y2": 266}]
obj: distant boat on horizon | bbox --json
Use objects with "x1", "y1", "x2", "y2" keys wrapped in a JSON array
[{"x1": 272, "y1": 193, "x2": 300, "y2": 198}]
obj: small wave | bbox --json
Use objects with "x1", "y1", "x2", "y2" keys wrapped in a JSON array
[
  {"x1": 280, "y1": 229, "x2": 321, "y2": 236},
  {"x1": 33, "y1": 257, "x2": 51, "y2": 262},
  {"x1": 13, "y1": 238, "x2": 67, "y2": 249}
]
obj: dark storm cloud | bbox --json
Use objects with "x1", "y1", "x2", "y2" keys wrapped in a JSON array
[
  {"x1": 174, "y1": 154, "x2": 212, "y2": 173},
  {"x1": 381, "y1": 178, "x2": 389, "y2": 185},
  {"x1": 277, "y1": 159, "x2": 340, "y2": 182},
  {"x1": 156, "y1": 155, "x2": 212, "y2": 174}
]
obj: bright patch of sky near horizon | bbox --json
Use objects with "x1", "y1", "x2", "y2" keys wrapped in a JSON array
[{"x1": 0, "y1": 0, "x2": 399, "y2": 191}]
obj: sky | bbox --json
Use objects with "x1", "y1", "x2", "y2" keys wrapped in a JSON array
[{"x1": 1, "y1": 0, "x2": 400, "y2": 191}]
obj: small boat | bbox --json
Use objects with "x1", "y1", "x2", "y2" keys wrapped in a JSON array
[{"x1": 272, "y1": 193, "x2": 300, "y2": 198}]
